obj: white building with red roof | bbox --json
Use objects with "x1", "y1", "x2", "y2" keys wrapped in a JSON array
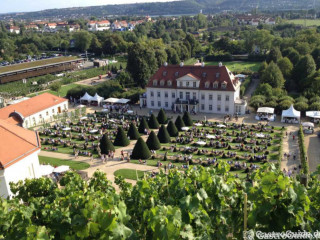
[
  {"x1": 140, "y1": 62, "x2": 247, "y2": 115},
  {"x1": 0, "y1": 93, "x2": 68, "y2": 128},
  {"x1": 0, "y1": 119, "x2": 41, "y2": 198},
  {"x1": 88, "y1": 20, "x2": 110, "y2": 31}
]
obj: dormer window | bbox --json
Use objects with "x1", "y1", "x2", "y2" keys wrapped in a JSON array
[
  {"x1": 175, "y1": 72, "x2": 179, "y2": 77},
  {"x1": 213, "y1": 81, "x2": 218, "y2": 89},
  {"x1": 186, "y1": 82, "x2": 190, "y2": 87},
  {"x1": 167, "y1": 80, "x2": 172, "y2": 86},
  {"x1": 221, "y1": 82, "x2": 227, "y2": 89},
  {"x1": 216, "y1": 73, "x2": 220, "y2": 78},
  {"x1": 202, "y1": 72, "x2": 207, "y2": 77},
  {"x1": 205, "y1": 81, "x2": 210, "y2": 88},
  {"x1": 153, "y1": 80, "x2": 158, "y2": 86},
  {"x1": 163, "y1": 71, "x2": 167, "y2": 76},
  {"x1": 160, "y1": 80, "x2": 165, "y2": 86}
]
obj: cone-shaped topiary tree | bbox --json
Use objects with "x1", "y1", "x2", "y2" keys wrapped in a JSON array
[
  {"x1": 148, "y1": 113, "x2": 159, "y2": 129},
  {"x1": 157, "y1": 125, "x2": 171, "y2": 143},
  {"x1": 157, "y1": 108, "x2": 168, "y2": 124},
  {"x1": 114, "y1": 126, "x2": 130, "y2": 146},
  {"x1": 127, "y1": 122, "x2": 140, "y2": 140},
  {"x1": 138, "y1": 117, "x2": 149, "y2": 134},
  {"x1": 100, "y1": 134, "x2": 115, "y2": 154},
  {"x1": 167, "y1": 120, "x2": 179, "y2": 137},
  {"x1": 175, "y1": 115, "x2": 185, "y2": 131},
  {"x1": 182, "y1": 111, "x2": 193, "y2": 126},
  {"x1": 146, "y1": 131, "x2": 161, "y2": 150},
  {"x1": 131, "y1": 137, "x2": 151, "y2": 160}
]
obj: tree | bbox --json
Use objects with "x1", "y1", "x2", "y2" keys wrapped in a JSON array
[
  {"x1": 293, "y1": 55, "x2": 316, "y2": 90},
  {"x1": 157, "y1": 109, "x2": 167, "y2": 124},
  {"x1": 138, "y1": 117, "x2": 149, "y2": 134},
  {"x1": 167, "y1": 120, "x2": 179, "y2": 137},
  {"x1": 73, "y1": 31, "x2": 92, "y2": 52},
  {"x1": 127, "y1": 123, "x2": 140, "y2": 140},
  {"x1": 127, "y1": 43, "x2": 158, "y2": 88},
  {"x1": 175, "y1": 115, "x2": 185, "y2": 131},
  {"x1": 294, "y1": 101, "x2": 309, "y2": 112},
  {"x1": 146, "y1": 131, "x2": 161, "y2": 150},
  {"x1": 182, "y1": 111, "x2": 193, "y2": 126},
  {"x1": 114, "y1": 127, "x2": 130, "y2": 146},
  {"x1": 100, "y1": 134, "x2": 115, "y2": 154},
  {"x1": 261, "y1": 62, "x2": 285, "y2": 88},
  {"x1": 277, "y1": 57, "x2": 293, "y2": 79},
  {"x1": 258, "y1": 61, "x2": 268, "y2": 76},
  {"x1": 157, "y1": 125, "x2": 171, "y2": 143},
  {"x1": 254, "y1": 83, "x2": 273, "y2": 98},
  {"x1": 148, "y1": 114, "x2": 159, "y2": 129},
  {"x1": 166, "y1": 47, "x2": 180, "y2": 64},
  {"x1": 310, "y1": 102, "x2": 320, "y2": 110},
  {"x1": 286, "y1": 48, "x2": 300, "y2": 66},
  {"x1": 278, "y1": 100, "x2": 293, "y2": 110},
  {"x1": 49, "y1": 82, "x2": 61, "y2": 96},
  {"x1": 266, "y1": 47, "x2": 282, "y2": 63},
  {"x1": 131, "y1": 137, "x2": 151, "y2": 160},
  {"x1": 249, "y1": 95, "x2": 266, "y2": 110}
]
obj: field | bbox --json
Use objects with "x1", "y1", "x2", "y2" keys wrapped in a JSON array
[
  {"x1": 38, "y1": 156, "x2": 90, "y2": 170},
  {"x1": 287, "y1": 19, "x2": 320, "y2": 27},
  {"x1": 0, "y1": 56, "x2": 78, "y2": 74},
  {"x1": 28, "y1": 83, "x2": 79, "y2": 97},
  {"x1": 114, "y1": 169, "x2": 145, "y2": 180},
  {"x1": 184, "y1": 58, "x2": 261, "y2": 72}
]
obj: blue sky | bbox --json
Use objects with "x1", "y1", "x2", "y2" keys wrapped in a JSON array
[{"x1": 0, "y1": 0, "x2": 175, "y2": 14}]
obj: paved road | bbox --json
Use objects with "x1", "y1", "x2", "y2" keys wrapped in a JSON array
[{"x1": 244, "y1": 78, "x2": 260, "y2": 99}]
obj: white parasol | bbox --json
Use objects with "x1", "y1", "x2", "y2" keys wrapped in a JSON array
[
  {"x1": 89, "y1": 129, "x2": 98, "y2": 133},
  {"x1": 181, "y1": 127, "x2": 190, "y2": 131},
  {"x1": 62, "y1": 127, "x2": 71, "y2": 131},
  {"x1": 53, "y1": 165, "x2": 70, "y2": 173},
  {"x1": 196, "y1": 141, "x2": 206, "y2": 146},
  {"x1": 194, "y1": 123, "x2": 203, "y2": 127},
  {"x1": 216, "y1": 124, "x2": 226, "y2": 128},
  {"x1": 40, "y1": 165, "x2": 54, "y2": 176}
]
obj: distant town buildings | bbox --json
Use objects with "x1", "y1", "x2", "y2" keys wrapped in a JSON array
[{"x1": 236, "y1": 14, "x2": 276, "y2": 26}]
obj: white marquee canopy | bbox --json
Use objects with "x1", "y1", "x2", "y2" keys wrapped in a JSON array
[
  {"x1": 80, "y1": 92, "x2": 93, "y2": 102},
  {"x1": 281, "y1": 105, "x2": 300, "y2": 123},
  {"x1": 104, "y1": 98, "x2": 130, "y2": 104},
  {"x1": 257, "y1": 107, "x2": 274, "y2": 114},
  {"x1": 91, "y1": 93, "x2": 104, "y2": 103},
  {"x1": 306, "y1": 111, "x2": 320, "y2": 119}
]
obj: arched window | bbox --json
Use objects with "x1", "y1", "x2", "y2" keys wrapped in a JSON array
[
  {"x1": 160, "y1": 80, "x2": 165, "y2": 86},
  {"x1": 213, "y1": 81, "x2": 218, "y2": 89}
]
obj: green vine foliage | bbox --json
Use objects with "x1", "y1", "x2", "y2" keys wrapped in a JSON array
[{"x1": 1, "y1": 164, "x2": 320, "y2": 239}]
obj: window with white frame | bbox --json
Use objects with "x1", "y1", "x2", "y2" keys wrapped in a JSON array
[
  {"x1": 186, "y1": 92, "x2": 190, "y2": 100},
  {"x1": 226, "y1": 95, "x2": 229, "y2": 101},
  {"x1": 209, "y1": 105, "x2": 212, "y2": 110},
  {"x1": 46, "y1": 111, "x2": 49, "y2": 116},
  {"x1": 213, "y1": 82, "x2": 218, "y2": 89},
  {"x1": 221, "y1": 82, "x2": 227, "y2": 89},
  {"x1": 193, "y1": 92, "x2": 196, "y2": 99},
  {"x1": 158, "y1": 101, "x2": 161, "y2": 107},
  {"x1": 193, "y1": 82, "x2": 196, "y2": 88},
  {"x1": 205, "y1": 81, "x2": 210, "y2": 88},
  {"x1": 172, "y1": 92, "x2": 175, "y2": 98},
  {"x1": 165, "y1": 92, "x2": 168, "y2": 98},
  {"x1": 217, "y1": 95, "x2": 221, "y2": 101},
  {"x1": 157, "y1": 92, "x2": 161, "y2": 97},
  {"x1": 165, "y1": 102, "x2": 168, "y2": 108},
  {"x1": 160, "y1": 80, "x2": 165, "y2": 86},
  {"x1": 151, "y1": 101, "x2": 154, "y2": 106},
  {"x1": 153, "y1": 80, "x2": 157, "y2": 86},
  {"x1": 201, "y1": 94, "x2": 205, "y2": 100},
  {"x1": 151, "y1": 91, "x2": 154, "y2": 97},
  {"x1": 179, "y1": 92, "x2": 183, "y2": 99},
  {"x1": 168, "y1": 80, "x2": 172, "y2": 86},
  {"x1": 217, "y1": 105, "x2": 221, "y2": 111},
  {"x1": 225, "y1": 106, "x2": 229, "y2": 112},
  {"x1": 209, "y1": 94, "x2": 213, "y2": 100},
  {"x1": 186, "y1": 81, "x2": 189, "y2": 87}
]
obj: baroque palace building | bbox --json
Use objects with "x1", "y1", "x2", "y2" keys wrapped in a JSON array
[{"x1": 140, "y1": 62, "x2": 247, "y2": 115}]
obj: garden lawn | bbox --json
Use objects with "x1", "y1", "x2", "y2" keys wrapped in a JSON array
[
  {"x1": 28, "y1": 83, "x2": 79, "y2": 97},
  {"x1": 39, "y1": 156, "x2": 90, "y2": 170},
  {"x1": 114, "y1": 169, "x2": 145, "y2": 180},
  {"x1": 206, "y1": 61, "x2": 261, "y2": 72},
  {"x1": 287, "y1": 19, "x2": 320, "y2": 27}
]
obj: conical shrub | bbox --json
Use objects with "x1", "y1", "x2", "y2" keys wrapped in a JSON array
[
  {"x1": 175, "y1": 115, "x2": 185, "y2": 131},
  {"x1": 148, "y1": 113, "x2": 159, "y2": 129},
  {"x1": 100, "y1": 134, "x2": 115, "y2": 154},
  {"x1": 131, "y1": 137, "x2": 151, "y2": 160},
  {"x1": 157, "y1": 125, "x2": 171, "y2": 143},
  {"x1": 114, "y1": 126, "x2": 130, "y2": 146},
  {"x1": 127, "y1": 122, "x2": 140, "y2": 140},
  {"x1": 157, "y1": 108, "x2": 168, "y2": 124},
  {"x1": 182, "y1": 111, "x2": 193, "y2": 126},
  {"x1": 138, "y1": 117, "x2": 149, "y2": 134},
  {"x1": 167, "y1": 120, "x2": 179, "y2": 137},
  {"x1": 146, "y1": 131, "x2": 161, "y2": 150}
]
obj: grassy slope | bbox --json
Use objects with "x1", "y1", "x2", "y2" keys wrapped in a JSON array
[
  {"x1": 114, "y1": 169, "x2": 145, "y2": 180},
  {"x1": 39, "y1": 156, "x2": 90, "y2": 170},
  {"x1": 28, "y1": 83, "x2": 79, "y2": 97},
  {"x1": 287, "y1": 19, "x2": 320, "y2": 27},
  {"x1": 0, "y1": 56, "x2": 78, "y2": 73}
]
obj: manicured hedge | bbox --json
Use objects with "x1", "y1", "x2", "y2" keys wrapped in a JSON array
[
  {"x1": 114, "y1": 127, "x2": 130, "y2": 146},
  {"x1": 127, "y1": 123, "x2": 140, "y2": 140},
  {"x1": 131, "y1": 137, "x2": 151, "y2": 160},
  {"x1": 146, "y1": 131, "x2": 161, "y2": 150},
  {"x1": 298, "y1": 125, "x2": 309, "y2": 175},
  {"x1": 100, "y1": 134, "x2": 115, "y2": 154}
]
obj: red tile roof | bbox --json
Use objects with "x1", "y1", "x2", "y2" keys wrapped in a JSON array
[
  {"x1": 0, "y1": 93, "x2": 67, "y2": 120},
  {"x1": 0, "y1": 119, "x2": 40, "y2": 169},
  {"x1": 146, "y1": 65, "x2": 238, "y2": 91}
]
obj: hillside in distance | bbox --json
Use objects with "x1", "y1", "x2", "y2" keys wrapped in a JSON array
[{"x1": 0, "y1": 0, "x2": 319, "y2": 20}]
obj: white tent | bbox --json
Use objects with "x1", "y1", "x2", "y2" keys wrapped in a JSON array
[
  {"x1": 257, "y1": 107, "x2": 274, "y2": 114},
  {"x1": 91, "y1": 93, "x2": 104, "y2": 105},
  {"x1": 103, "y1": 98, "x2": 130, "y2": 104},
  {"x1": 53, "y1": 165, "x2": 70, "y2": 173},
  {"x1": 118, "y1": 98, "x2": 130, "y2": 104},
  {"x1": 302, "y1": 122, "x2": 314, "y2": 128},
  {"x1": 80, "y1": 92, "x2": 93, "y2": 103},
  {"x1": 306, "y1": 111, "x2": 320, "y2": 119},
  {"x1": 281, "y1": 105, "x2": 300, "y2": 123},
  {"x1": 40, "y1": 165, "x2": 54, "y2": 176}
]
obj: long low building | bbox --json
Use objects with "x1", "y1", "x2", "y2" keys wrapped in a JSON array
[
  {"x1": 140, "y1": 62, "x2": 247, "y2": 115},
  {"x1": 0, "y1": 58, "x2": 84, "y2": 84},
  {"x1": 0, "y1": 93, "x2": 68, "y2": 128}
]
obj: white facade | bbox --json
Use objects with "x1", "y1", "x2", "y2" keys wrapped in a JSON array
[
  {"x1": 23, "y1": 101, "x2": 68, "y2": 128},
  {"x1": 0, "y1": 150, "x2": 41, "y2": 198}
]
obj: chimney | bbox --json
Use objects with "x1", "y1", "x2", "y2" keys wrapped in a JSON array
[
  {"x1": 219, "y1": 62, "x2": 223, "y2": 67},
  {"x1": 180, "y1": 62, "x2": 184, "y2": 67}
]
